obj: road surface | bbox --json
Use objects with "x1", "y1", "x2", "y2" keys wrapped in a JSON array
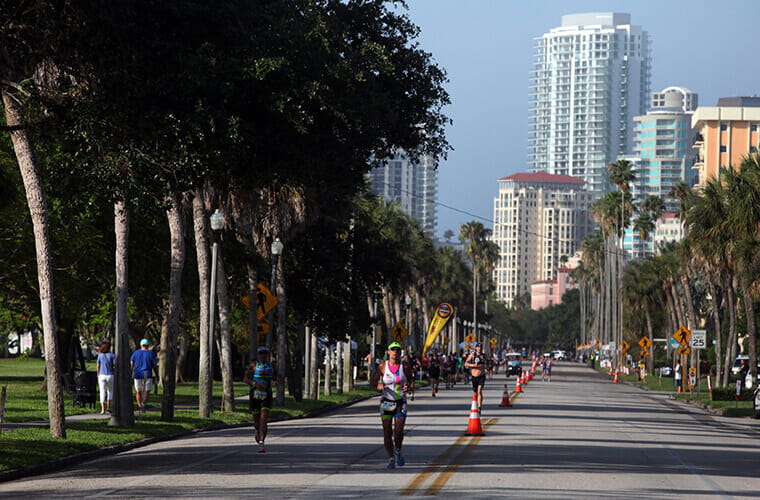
[{"x1": 1, "y1": 362, "x2": 758, "y2": 498}]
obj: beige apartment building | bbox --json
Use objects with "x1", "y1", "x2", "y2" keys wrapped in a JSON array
[
  {"x1": 691, "y1": 97, "x2": 760, "y2": 184},
  {"x1": 492, "y1": 172, "x2": 593, "y2": 308}
]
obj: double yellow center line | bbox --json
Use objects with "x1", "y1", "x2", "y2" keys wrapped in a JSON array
[{"x1": 400, "y1": 417, "x2": 499, "y2": 496}]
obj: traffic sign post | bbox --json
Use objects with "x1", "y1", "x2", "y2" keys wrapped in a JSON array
[{"x1": 690, "y1": 330, "x2": 706, "y2": 395}]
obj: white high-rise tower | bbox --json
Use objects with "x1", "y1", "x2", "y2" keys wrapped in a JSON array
[
  {"x1": 529, "y1": 13, "x2": 651, "y2": 197},
  {"x1": 367, "y1": 151, "x2": 438, "y2": 236}
]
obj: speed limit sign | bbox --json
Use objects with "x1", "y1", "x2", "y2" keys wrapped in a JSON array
[{"x1": 690, "y1": 329, "x2": 706, "y2": 349}]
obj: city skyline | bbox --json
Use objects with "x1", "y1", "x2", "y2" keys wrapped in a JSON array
[{"x1": 400, "y1": 0, "x2": 760, "y2": 238}]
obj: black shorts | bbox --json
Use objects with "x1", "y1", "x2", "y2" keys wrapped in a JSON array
[
  {"x1": 249, "y1": 388, "x2": 273, "y2": 412},
  {"x1": 471, "y1": 374, "x2": 486, "y2": 390},
  {"x1": 429, "y1": 368, "x2": 440, "y2": 380}
]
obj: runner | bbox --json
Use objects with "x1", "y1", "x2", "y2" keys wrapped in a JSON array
[
  {"x1": 541, "y1": 355, "x2": 553, "y2": 382},
  {"x1": 465, "y1": 343, "x2": 487, "y2": 410},
  {"x1": 442, "y1": 353, "x2": 455, "y2": 389},
  {"x1": 370, "y1": 341, "x2": 413, "y2": 470},
  {"x1": 428, "y1": 353, "x2": 441, "y2": 397},
  {"x1": 404, "y1": 351, "x2": 420, "y2": 401},
  {"x1": 243, "y1": 345, "x2": 274, "y2": 453}
]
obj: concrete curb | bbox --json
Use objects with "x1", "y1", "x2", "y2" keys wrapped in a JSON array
[{"x1": 0, "y1": 392, "x2": 381, "y2": 484}]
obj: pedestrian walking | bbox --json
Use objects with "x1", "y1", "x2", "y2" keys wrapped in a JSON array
[
  {"x1": 97, "y1": 341, "x2": 115, "y2": 414},
  {"x1": 130, "y1": 339, "x2": 158, "y2": 412},
  {"x1": 370, "y1": 341, "x2": 413, "y2": 469}
]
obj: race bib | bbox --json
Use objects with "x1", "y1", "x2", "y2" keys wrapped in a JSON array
[
  {"x1": 379, "y1": 400, "x2": 396, "y2": 411},
  {"x1": 253, "y1": 390, "x2": 268, "y2": 400}
]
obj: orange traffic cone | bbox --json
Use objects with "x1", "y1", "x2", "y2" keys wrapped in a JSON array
[
  {"x1": 499, "y1": 384, "x2": 512, "y2": 407},
  {"x1": 464, "y1": 394, "x2": 485, "y2": 436},
  {"x1": 515, "y1": 377, "x2": 523, "y2": 393},
  {"x1": 609, "y1": 365, "x2": 613, "y2": 376},
  {"x1": 613, "y1": 369, "x2": 619, "y2": 384}
]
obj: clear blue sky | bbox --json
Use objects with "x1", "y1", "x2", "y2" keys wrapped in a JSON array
[{"x1": 399, "y1": 0, "x2": 760, "y2": 238}]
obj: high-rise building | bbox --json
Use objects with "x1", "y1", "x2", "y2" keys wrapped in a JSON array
[
  {"x1": 692, "y1": 96, "x2": 760, "y2": 185},
  {"x1": 492, "y1": 173, "x2": 593, "y2": 307},
  {"x1": 622, "y1": 86, "x2": 698, "y2": 259},
  {"x1": 367, "y1": 151, "x2": 438, "y2": 236},
  {"x1": 529, "y1": 13, "x2": 651, "y2": 197}
]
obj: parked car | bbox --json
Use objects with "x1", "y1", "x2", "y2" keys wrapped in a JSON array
[
  {"x1": 504, "y1": 352, "x2": 522, "y2": 377},
  {"x1": 553, "y1": 350, "x2": 566, "y2": 360},
  {"x1": 657, "y1": 365, "x2": 673, "y2": 377}
]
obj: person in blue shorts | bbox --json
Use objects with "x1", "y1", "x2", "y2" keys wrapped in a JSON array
[
  {"x1": 130, "y1": 339, "x2": 158, "y2": 412},
  {"x1": 243, "y1": 345, "x2": 275, "y2": 453},
  {"x1": 370, "y1": 341, "x2": 413, "y2": 469}
]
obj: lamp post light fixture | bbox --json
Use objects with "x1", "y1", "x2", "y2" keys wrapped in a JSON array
[{"x1": 207, "y1": 209, "x2": 225, "y2": 415}]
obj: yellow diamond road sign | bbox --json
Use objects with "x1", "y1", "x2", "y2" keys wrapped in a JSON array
[
  {"x1": 391, "y1": 322, "x2": 409, "y2": 342},
  {"x1": 465, "y1": 334, "x2": 476, "y2": 344},
  {"x1": 621, "y1": 341, "x2": 630, "y2": 352},
  {"x1": 638, "y1": 336, "x2": 652, "y2": 349},
  {"x1": 673, "y1": 326, "x2": 691, "y2": 347},
  {"x1": 676, "y1": 346, "x2": 691, "y2": 355}
]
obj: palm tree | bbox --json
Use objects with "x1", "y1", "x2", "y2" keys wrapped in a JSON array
[{"x1": 459, "y1": 221, "x2": 490, "y2": 341}]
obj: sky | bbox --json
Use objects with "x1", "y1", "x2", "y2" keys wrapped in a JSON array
[{"x1": 397, "y1": 0, "x2": 760, "y2": 238}]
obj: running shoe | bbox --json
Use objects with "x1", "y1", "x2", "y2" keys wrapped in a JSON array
[
  {"x1": 258, "y1": 441, "x2": 266, "y2": 453},
  {"x1": 395, "y1": 453, "x2": 405, "y2": 467},
  {"x1": 386, "y1": 457, "x2": 396, "y2": 470}
]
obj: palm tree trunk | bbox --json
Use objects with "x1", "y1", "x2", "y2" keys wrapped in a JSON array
[
  {"x1": 381, "y1": 286, "x2": 393, "y2": 343},
  {"x1": 230, "y1": 197, "x2": 259, "y2": 362},
  {"x1": 308, "y1": 328, "x2": 318, "y2": 399},
  {"x1": 722, "y1": 278, "x2": 738, "y2": 387},
  {"x1": 3, "y1": 89, "x2": 66, "y2": 439},
  {"x1": 192, "y1": 192, "x2": 212, "y2": 417},
  {"x1": 109, "y1": 199, "x2": 134, "y2": 427},
  {"x1": 645, "y1": 308, "x2": 654, "y2": 374},
  {"x1": 741, "y1": 281, "x2": 757, "y2": 384},
  {"x1": 161, "y1": 194, "x2": 185, "y2": 421},
  {"x1": 708, "y1": 279, "x2": 722, "y2": 384},
  {"x1": 275, "y1": 258, "x2": 287, "y2": 407},
  {"x1": 216, "y1": 255, "x2": 235, "y2": 412}
]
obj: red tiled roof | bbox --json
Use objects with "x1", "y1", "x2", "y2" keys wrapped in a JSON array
[
  {"x1": 660, "y1": 213, "x2": 678, "y2": 219},
  {"x1": 531, "y1": 280, "x2": 557, "y2": 285},
  {"x1": 498, "y1": 172, "x2": 586, "y2": 184}
]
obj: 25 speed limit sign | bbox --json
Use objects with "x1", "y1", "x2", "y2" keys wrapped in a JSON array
[{"x1": 690, "y1": 329, "x2": 707, "y2": 349}]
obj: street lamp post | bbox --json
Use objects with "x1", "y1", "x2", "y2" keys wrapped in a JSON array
[
  {"x1": 207, "y1": 209, "x2": 225, "y2": 415},
  {"x1": 266, "y1": 238, "x2": 283, "y2": 348}
]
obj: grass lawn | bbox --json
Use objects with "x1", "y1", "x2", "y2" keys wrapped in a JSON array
[
  {"x1": 0, "y1": 358, "x2": 377, "y2": 472},
  {"x1": 593, "y1": 363, "x2": 757, "y2": 416}
]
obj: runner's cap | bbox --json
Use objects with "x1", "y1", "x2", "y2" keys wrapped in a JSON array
[
  {"x1": 257, "y1": 345, "x2": 270, "y2": 353},
  {"x1": 140, "y1": 339, "x2": 149, "y2": 346},
  {"x1": 388, "y1": 342, "x2": 403, "y2": 351}
]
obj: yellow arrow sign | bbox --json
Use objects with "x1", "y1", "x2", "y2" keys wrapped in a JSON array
[
  {"x1": 621, "y1": 341, "x2": 630, "y2": 352},
  {"x1": 676, "y1": 346, "x2": 691, "y2": 356},
  {"x1": 640, "y1": 349, "x2": 649, "y2": 357},
  {"x1": 257, "y1": 321, "x2": 270, "y2": 335},
  {"x1": 638, "y1": 336, "x2": 652, "y2": 349}
]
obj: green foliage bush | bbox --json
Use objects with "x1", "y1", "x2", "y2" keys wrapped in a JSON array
[{"x1": 710, "y1": 386, "x2": 754, "y2": 401}]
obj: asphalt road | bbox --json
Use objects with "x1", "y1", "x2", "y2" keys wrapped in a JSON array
[{"x1": 1, "y1": 363, "x2": 759, "y2": 499}]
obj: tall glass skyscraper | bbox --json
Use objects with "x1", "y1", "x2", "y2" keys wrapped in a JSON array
[
  {"x1": 529, "y1": 13, "x2": 651, "y2": 198},
  {"x1": 367, "y1": 151, "x2": 438, "y2": 236}
]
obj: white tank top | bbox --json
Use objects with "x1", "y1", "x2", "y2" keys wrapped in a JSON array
[{"x1": 382, "y1": 361, "x2": 407, "y2": 401}]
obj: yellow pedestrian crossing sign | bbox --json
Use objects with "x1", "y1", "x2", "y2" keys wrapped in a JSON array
[
  {"x1": 638, "y1": 336, "x2": 652, "y2": 349},
  {"x1": 391, "y1": 322, "x2": 409, "y2": 343},
  {"x1": 673, "y1": 326, "x2": 691, "y2": 347},
  {"x1": 621, "y1": 341, "x2": 630, "y2": 352},
  {"x1": 465, "y1": 334, "x2": 475, "y2": 344},
  {"x1": 241, "y1": 283, "x2": 279, "y2": 321}
]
